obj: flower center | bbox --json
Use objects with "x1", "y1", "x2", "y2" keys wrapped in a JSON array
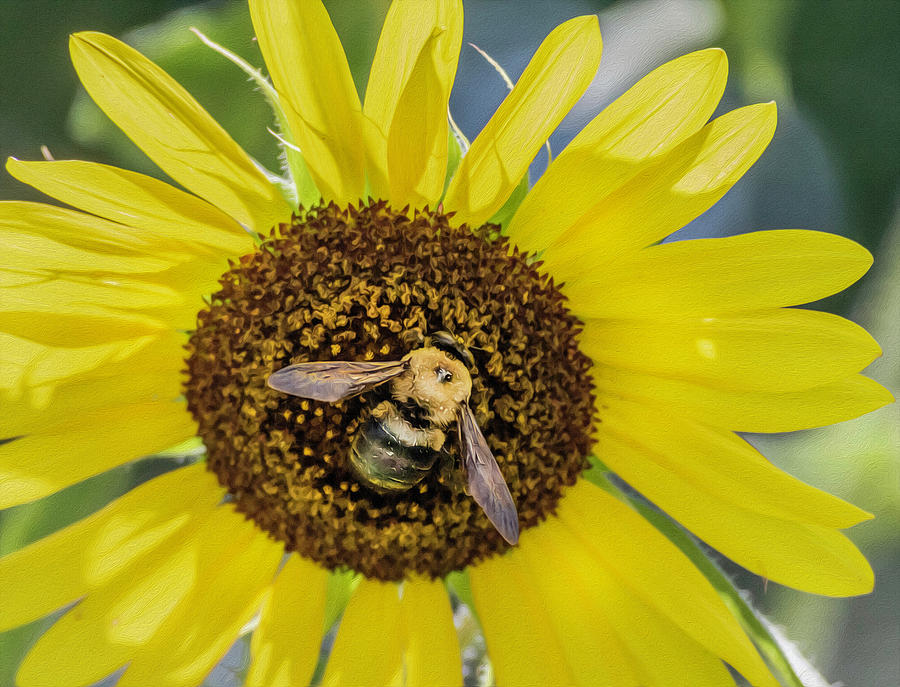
[{"x1": 185, "y1": 201, "x2": 595, "y2": 580}]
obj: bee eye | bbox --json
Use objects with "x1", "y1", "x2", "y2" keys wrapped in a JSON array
[{"x1": 436, "y1": 367, "x2": 453, "y2": 384}]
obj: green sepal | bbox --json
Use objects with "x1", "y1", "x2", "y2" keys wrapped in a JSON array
[
  {"x1": 488, "y1": 173, "x2": 529, "y2": 232},
  {"x1": 188, "y1": 26, "x2": 318, "y2": 210},
  {"x1": 442, "y1": 128, "x2": 464, "y2": 200},
  {"x1": 321, "y1": 568, "x2": 360, "y2": 634},
  {"x1": 444, "y1": 569, "x2": 476, "y2": 616},
  {"x1": 267, "y1": 111, "x2": 320, "y2": 211}
]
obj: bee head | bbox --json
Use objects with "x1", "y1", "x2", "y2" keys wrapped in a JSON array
[{"x1": 395, "y1": 347, "x2": 472, "y2": 427}]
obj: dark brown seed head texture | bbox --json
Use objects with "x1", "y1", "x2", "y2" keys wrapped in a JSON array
[{"x1": 185, "y1": 201, "x2": 595, "y2": 581}]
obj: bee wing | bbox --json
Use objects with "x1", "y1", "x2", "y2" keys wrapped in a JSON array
[
  {"x1": 457, "y1": 403, "x2": 519, "y2": 545},
  {"x1": 267, "y1": 360, "x2": 407, "y2": 402}
]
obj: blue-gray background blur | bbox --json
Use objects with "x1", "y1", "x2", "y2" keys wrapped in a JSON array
[{"x1": 1, "y1": 1, "x2": 897, "y2": 686}]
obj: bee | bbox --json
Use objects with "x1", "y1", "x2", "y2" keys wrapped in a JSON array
[{"x1": 267, "y1": 331, "x2": 519, "y2": 545}]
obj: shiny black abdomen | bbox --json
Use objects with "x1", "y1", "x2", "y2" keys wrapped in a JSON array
[{"x1": 349, "y1": 415, "x2": 440, "y2": 492}]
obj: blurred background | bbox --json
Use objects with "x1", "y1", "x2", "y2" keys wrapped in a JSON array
[{"x1": 1, "y1": 0, "x2": 897, "y2": 685}]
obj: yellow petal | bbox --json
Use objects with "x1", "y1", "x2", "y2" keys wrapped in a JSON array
[
  {"x1": 246, "y1": 554, "x2": 329, "y2": 687},
  {"x1": 0, "y1": 271, "x2": 181, "y2": 314},
  {"x1": 321, "y1": 580, "x2": 404, "y2": 687},
  {"x1": 401, "y1": 578, "x2": 461, "y2": 687},
  {"x1": 469, "y1": 553, "x2": 578, "y2": 687},
  {"x1": 581, "y1": 309, "x2": 881, "y2": 392},
  {"x1": 15, "y1": 505, "x2": 235, "y2": 687},
  {"x1": 565, "y1": 230, "x2": 874, "y2": 319},
  {"x1": 1, "y1": 233, "x2": 168, "y2": 276},
  {"x1": 0, "y1": 400, "x2": 196, "y2": 508},
  {"x1": 1, "y1": 262, "x2": 215, "y2": 348},
  {"x1": 0, "y1": 274, "x2": 180, "y2": 347},
  {"x1": 520, "y1": 520, "x2": 739, "y2": 687},
  {"x1": 0, "y1": 202, "x2": 164, "y2": 254},
  {"x1": 2, "y1": 370, "x2": 180, "y2": 443},
  {"x1": 130, "y1": 252, "x2": 236, "y2": 331},
  {"x1": 568, "y1": 47, "x2": 728, "y2": 156},
  {"x1": 594, "y1": 367, "x2": 893, "y2": 433},
  {"x1": 0, "y1": 305, "x2": 163, "y2": 348},
  {"x1": 444, "y1": 16, "x2": 601, "y2": 226},
  {"x1": 69, "y1": 32, "x2": 289, "y2": 232},
  {"x1": 250, "y1": 0, "x2": 364, "y2": 204},
  {"x1": 2, "y1": 331, "x2": 183, "y2": 436},
  {"x1": 6, "y1": 159, "x2": 253, "y2": 256},
  {"x1": 0, "y1": 202, "x2": 182, "y2": 274},
  {"x1": 512, "y1": 533, "x2": 641, "y2": 686},
  {"x1": 0, "y1": 334, "x2": 158, "y2": 396},
  {"x1": 594, "y1": 409, "x2": 874, "y2": 595},
  {"x1": 115, "y1": 517, "x2": 281, "y2": 687},
  {"x1": 0, "y1": 463, "x2": 222, "y2": 633},
  {"x1": 509, "y1": 48, "x2": 728, "y2": 253},
  {"x1": 559, "y1": 481, "x2": 779, "y2": 687},
  {"x1": 363, "y1": 0, "x2": 463, "y2": 207},
  {"x1": 0, "y1": 204, "x2": 226, "y2": 340},
  {"x1": 19, "y1": 508, "x2": 277, "y2": 687},
  {"x1": 542, "y1": 103, "x2": 777, "y2": 281},
  {"x1": 600, "y1": 398, "x2": 872, "y2": 528}
]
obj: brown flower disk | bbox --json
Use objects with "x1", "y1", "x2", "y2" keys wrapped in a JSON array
[{"x1": 185, "y1": 201, "x2": 595, "y2": 580}]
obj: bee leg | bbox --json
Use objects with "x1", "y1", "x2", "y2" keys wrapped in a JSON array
[
  {"x1": 423, "y1": 427, "x2": 446, "y2": 452},
  {"x1": 437, "y1": 451, "x2": 467, "y2": 494}
]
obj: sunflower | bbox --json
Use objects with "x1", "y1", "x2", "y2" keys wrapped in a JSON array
[{"x1": 0, "y1": 1, "x2": 891, "y2": 686}]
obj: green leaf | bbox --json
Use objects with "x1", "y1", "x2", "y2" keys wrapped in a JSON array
[{"x1": 0, "y1": 615, "x2": 60, "y2": 687}]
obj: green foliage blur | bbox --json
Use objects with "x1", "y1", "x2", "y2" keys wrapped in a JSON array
[{"x1": 1, "y1": 1, "x2": 897, "y2": 686}]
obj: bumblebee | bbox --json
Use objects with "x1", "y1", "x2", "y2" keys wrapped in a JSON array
[{"x1": 267, "y1": 331, "x2": 519, "y2": 544}]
